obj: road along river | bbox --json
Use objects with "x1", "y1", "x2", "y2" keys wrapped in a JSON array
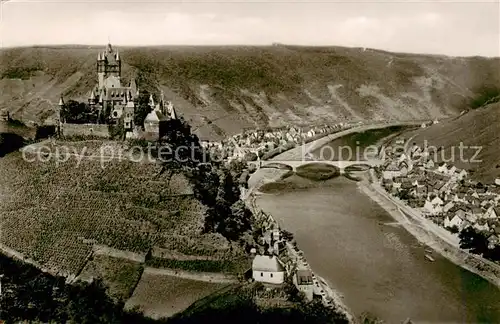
[{"x1": 252, "y1": 125, "x2": 500, "y2": 323}]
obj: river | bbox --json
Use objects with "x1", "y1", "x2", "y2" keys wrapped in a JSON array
[{"x1": 254, "y1": 129, "x2": 500, "y2": 323}]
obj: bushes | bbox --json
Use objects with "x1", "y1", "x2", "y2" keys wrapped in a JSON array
[
  {"x1": 0, "y1": 133, "x2": 26, "y2": 157},
  {"x1": 146, "y1": 257, "x2": 244, "y2": 274},
  {"x1": 470, "y1": 87, "x2": 500, "y2": 109}
]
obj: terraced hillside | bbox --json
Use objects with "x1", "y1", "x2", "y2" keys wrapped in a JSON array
[
  {"x1": 0, "y1": 144, "x2": 241, "y2": 277},
  {"x1": 1, "y1": 45, "x2": 499, "y2": 140},
  {"x1": 402, "y1": 102, "x2": 500, "y2": 182}
]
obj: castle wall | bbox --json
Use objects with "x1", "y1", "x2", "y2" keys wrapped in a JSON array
[{"x1": 61, "y1": 123, "x2": 110, "y2": 138}]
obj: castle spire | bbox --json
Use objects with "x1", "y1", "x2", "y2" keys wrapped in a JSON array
[
  {"x1": 58, "y1": 96, "x2": 64, "y2": 106},
  {"x1": 89, "y1": 90, "x2": 95, "y2": 101},
  {"x1": 170, "y1": 104, "x2": 177, "y2": 120},
  {"x1": 149, "y1": 94, "x2": 155, "y2": 108}
]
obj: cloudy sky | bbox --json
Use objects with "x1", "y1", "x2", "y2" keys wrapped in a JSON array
[{"x1": 0, "y1": 0, "x2": 499, "y2": 57}]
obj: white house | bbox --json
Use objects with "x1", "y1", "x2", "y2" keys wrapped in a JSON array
[
  {"x1": 495, "y1": 178, "x2": 500, "y2": 186},
  {"x1": 423, "y1": 196, "x2": 444, "y2": 215},
  {"x1": 485, "y1": 206, "x2": 500, "y2": 219},
  {"x1": 383, "y1": 164, "x2": 401, "y2": 180},
  {"x1": 455, "y1": 169, "x2": 468, "y2": 181},
  {"x1": 437, "y1": 163, "x2": 448, "y2": 174},
  {"x1": 474, "y1": 220, "x2": 490, "y2": 233},
  {"x1": 444, "y1": 214, "x2": 463, "y2": 229},
  {"x1": 424, "y1": 159, "x2": 435, "y2": 170},
  {"x1": 293, "y1": 268, "x2": 314, "y2": 301},
  {"x1": 446, "y1": 165, "x2": 457, "y2": 176},
  {"x1": 252, "y1": 255, "x2": 285, "y2": 285},
  {"x1": 488, "y1": 234, "x2": 500, "y2": 248}
]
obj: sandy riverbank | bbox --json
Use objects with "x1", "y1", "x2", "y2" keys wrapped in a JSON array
[{"x1": 358, "y1": 171, "x2": 500, "y2": 289}]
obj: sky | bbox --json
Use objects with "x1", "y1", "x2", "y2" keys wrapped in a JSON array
[{"x1": 0, "y1": 0, "x2": 499, "y2": 57}]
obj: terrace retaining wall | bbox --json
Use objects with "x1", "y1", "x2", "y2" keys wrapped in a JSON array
[
  {"x1": 92, "y1": 244, "x2": 146, "y2": 263},
  {"x1": 61, "y1": 123, "x2": 110, "y2": 138}
]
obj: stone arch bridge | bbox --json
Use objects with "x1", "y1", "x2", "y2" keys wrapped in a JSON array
[{"x1": 248, "y1": 159, "x2": 383, "y2": 174}]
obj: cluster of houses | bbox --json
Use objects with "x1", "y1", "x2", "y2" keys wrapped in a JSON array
[
  {"x1": 201, "y1": 122, "x2": 358, "y2": 163},
  {"x1": 249, "y1": 206, "x2": 336, "y2": 307},
  {"x1": 378, "y1": 140, "x2": 500, "y2": 249}
]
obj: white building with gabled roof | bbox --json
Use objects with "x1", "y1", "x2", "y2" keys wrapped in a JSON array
[{"x1": 252, "y1": 255, "x2": 285, "y2": 285}]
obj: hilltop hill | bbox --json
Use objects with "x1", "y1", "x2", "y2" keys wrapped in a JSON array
[
  {"x1": 403, "y1": 102, "x2": 500, "y2": 182},
  {"x1": 1, "y1": 45, "x2": 499, "y2": 140}
]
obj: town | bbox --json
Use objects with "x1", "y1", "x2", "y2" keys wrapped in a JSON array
[{"x1": 376, "y1": 138, "x2": 500, "y2": 259}]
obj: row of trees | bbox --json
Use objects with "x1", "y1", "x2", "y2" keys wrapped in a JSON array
[
  {"x1": 0, "y1": 253, "x2": 166, "y2": 323},
  {"x1": 60, "y1": 100, "x2": 99, "y2": 124},
  {"x1": 149, "y1": 117, "x2": 254, "y2": 244},
  {"x1": 459, "y1": 227, "x2": 500, "y2": 261}
]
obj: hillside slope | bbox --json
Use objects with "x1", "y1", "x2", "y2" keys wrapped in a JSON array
[
  {"x1": 404, "y1": 103, "x2": 500, "y2": 182},
  {"x1": 1, "y1": 45, "x2": 499, "y2": 140},
  {"x1": 0, "y1": 144, "x2": 241, "y2": 276}
]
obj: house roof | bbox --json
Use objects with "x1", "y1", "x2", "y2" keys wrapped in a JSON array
[
  {"x1": 471, "y1": 207, "x2": 483, "y2": 215},
  {"x1": 296, "y1": 269, "x2": 313, "y2": 284},
  {"x1": 252, "y1": 255, "x2": 284, "y2": 272}
]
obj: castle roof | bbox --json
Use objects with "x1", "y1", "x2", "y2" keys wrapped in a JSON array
[
  {"x1": 103, "y1": 75, "x2": 121, "y2": 89},
  {"x1": 100, "y1": 87, "x2": 134, "y2": 101},
  {"x1": 145, "y1": 110, "x2": 167, "y2": 122},
  {"x1": 149, "y1": 94, "x2": 155, "y2": 107},
  {"x1": 166, "y1": 102, "x2": 177, "y2": 119},
  {"x1": 58, "y1": 97, "x2": 64, "y2": 106},
  {"x1": 129, "y1": 79, "x2": 137, "y2": 93}
]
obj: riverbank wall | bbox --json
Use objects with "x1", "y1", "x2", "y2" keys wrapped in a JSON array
[{"x1": 359, "y1": 171, "x2": 500, "y2": 289}]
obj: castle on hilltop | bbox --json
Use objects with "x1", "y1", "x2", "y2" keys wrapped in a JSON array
[{"x1": 58, "y1": 43, "x2": 177, "y2": 139}]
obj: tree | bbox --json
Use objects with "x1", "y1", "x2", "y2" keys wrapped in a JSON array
[
  {"x1": 459, "y1": 227, "x2": 488, "y2": 256},
  {"x1": 134, "y1": 89, "x2": 152, "y2": 129},
  {"x1": 60, "y1": 100, "x2": 96, "y2": 124}
]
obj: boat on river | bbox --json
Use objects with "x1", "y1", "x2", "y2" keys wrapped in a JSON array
[{"x1": 425, "y1": 254, "x2": 435, "y2": 262}]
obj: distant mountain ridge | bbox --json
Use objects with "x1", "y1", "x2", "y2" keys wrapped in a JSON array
[{"x1": 0, "y1": 45, "x2": 499, "y2": 140}]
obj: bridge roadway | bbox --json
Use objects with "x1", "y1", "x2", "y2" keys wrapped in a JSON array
[{"x1": 248, "y1": 158, "x2": 382, "y2": 173}]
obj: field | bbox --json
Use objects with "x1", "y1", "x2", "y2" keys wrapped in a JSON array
[
  {"x1": 77, "y1": 254, "x2": 144, "y2": 301},
  {"x1": 124, "y1": 273, "x2": 231, "y2": 319},
  {"x1": 0, "y1": 141, "x2": 222, "y2": 276}
]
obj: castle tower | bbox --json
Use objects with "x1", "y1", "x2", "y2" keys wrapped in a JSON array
[
  {"x1": 97, "y1": 43, "x2": 121, "y2": 89},
  {"x1": 58, "y1": 96, "x2": 65, "y2": 123},
  {"x1": 88, "y1": 90, "x2": 96, "y2": 106},
  {"x1": 149, "y1": 94, "x2": 155, "y2": 110}
]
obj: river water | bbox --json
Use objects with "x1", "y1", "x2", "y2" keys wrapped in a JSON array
[{"x1": 255, "y1": 130, "x2": 500, "y2": 323}]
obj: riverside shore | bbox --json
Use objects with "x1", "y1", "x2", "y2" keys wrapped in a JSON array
[
  {"x1": 245, "y1": 168, "x2": 355, "y2": 323},
  {"x1": 359, "y1": 170, "x2": 500, "y2": 289}
]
